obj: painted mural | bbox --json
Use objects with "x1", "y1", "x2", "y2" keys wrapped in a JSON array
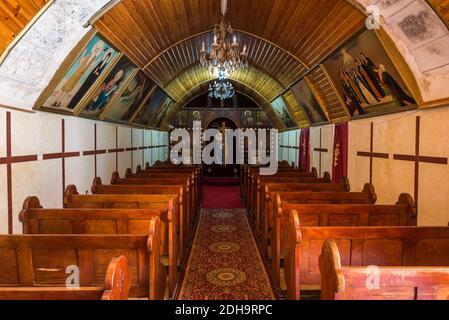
[
  {"x1": 291, "y1": 79, "x2": 328, "y2": 125},
  {"x1": 79, "y1": 55, "x2": 137, "y2": 118},
  {"x1": 42, "y1": 34, "x2": 118, "y2": 111},
  {"x1": 241, "y1": 109, "x2": 256, "y2": 128},
  {"x1": 133, "y1": 88, "x2": 167, "y2": 126},
  {"x1": 271, "y1": 96, "x2": 296, "y2": 129},
  {"x1": 150, "y1": 97, "x2": 175, "y2": 128},
  {"x1": 105, "y1": 71, "x2": 154, "y2": 122},
  {"x1": 323, "y1": 29, "x2": 416, "y2": 118}
]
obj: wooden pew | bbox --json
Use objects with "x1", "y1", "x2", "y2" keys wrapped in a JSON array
[
  {"x1": 285, "y1": 209, "x2": 443, "y2": 300},
  {"x1": 243, "y1": 165, "x2": 308, "y2": 203},
  {"x1": 247, "y1": 169, "x2": 324, "y2": 220},
  {"x1": 241, "y1": 162, "x2": 295, "y2": 203},
  {"x1": 131, "y1": 166, "x2": 201, "y2": 220},
  {"x1": 90, "y1": 178, "x2": 185, "y2": 296},
  {"x1": 242, "y1": 163, "x2": 304, "y2": 206},
  {"x1": 276, "y1": 193, "x2": 415, "y2": 288},
  {"x1": 250, "y1": 173, "x2": 332, "y2": 232},
  {"x1": 111, "y1": 171, "x2": 194, "y2": 247},
  {"x1": 141, "y1": 162, "x2": 202, "y2": 203},
  {"x1": 19, "y1": 197, "x2": 166, "y2": 300},
  {"x1": 0, "y1": 224, "x2": 163, "y2": 300},
  {"x1": 258, "y1": 178, "x2": 351, "y2": 245},
  {"x1": 0, "y1": 255, "x2": 131, "y2": 300},
  {"x1": 124, "y1": 169, "x2": 199, "y2": 228},
  {"x1": 319, "y1": 240, "x2": 449, "y2": 300}
]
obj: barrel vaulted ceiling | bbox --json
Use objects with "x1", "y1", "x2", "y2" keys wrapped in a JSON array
[
  {"x1": 93, "y1": 0, "x2": 367, "y2": 127},
  {"x1": 2, "y1": 0, "x2": 449, "y2": 129}
]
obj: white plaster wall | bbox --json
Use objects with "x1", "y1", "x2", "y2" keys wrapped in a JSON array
[
  {"x1": 65, "y1": 116, "x2": 95, "y2": 195},
  {"x1": 348, "y1": 108, "x2": 449, "y2": 226},
  {"x1": 0, "y1": 108, "x2": 167, "y2": 235},
  {"x1": 132, "y1": 128, "x2": 143, "y2": 172},
  {"x1": 118, "y1": 126, "x2": 132, "y2": 176},
  {"x1": 97, "y1": 122, "x2": 116, "y2": 183}
]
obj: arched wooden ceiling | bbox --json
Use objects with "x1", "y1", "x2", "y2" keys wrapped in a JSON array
[
  {"x1": 161, "y1": 80, "x2": 284, "y2": 129},
  {"x1": 93, "y1": 0, "x2": 366, "y2": 125}
]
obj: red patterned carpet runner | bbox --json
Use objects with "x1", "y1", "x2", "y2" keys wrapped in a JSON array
[{"x1": 179, "y1": 209, "x2": 275, "y2": 300}]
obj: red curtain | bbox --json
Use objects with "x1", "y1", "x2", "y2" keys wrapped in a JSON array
[
  {"x1": 298, "y1": 129, "x2": 310, "y2": 172},
  {"x1": 332, "y1": 122, "x2": 349, "y2": 183}
]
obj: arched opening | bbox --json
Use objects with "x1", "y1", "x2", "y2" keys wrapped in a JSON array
[{"x1": 204, "y1": 117, "x2": 239, "y2": 178}]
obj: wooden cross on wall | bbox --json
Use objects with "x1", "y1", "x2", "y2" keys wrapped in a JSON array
[
  {"x1": 393, "y1": 116, "x2": 448, "y2": 208},
  {"x1": 356, "y1": 122, "x2": 389, "y2": 184},
  {"x1": 313, "y1": 128, "x2": 328, "y2": 177}
]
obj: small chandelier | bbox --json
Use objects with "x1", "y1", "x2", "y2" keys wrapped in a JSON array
[
  {"x1": 200, "y1": 15, "x2": 248, "y2": 75},
  {"x1": 208, "y1": 71, "x2": 235, "y2": 100}
]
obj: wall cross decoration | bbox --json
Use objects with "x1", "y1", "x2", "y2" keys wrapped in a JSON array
[{"x1": 356, "y1": 122, "x2": 389, "y2": 184}]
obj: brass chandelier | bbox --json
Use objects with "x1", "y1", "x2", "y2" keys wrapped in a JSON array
[{"x1": 200, "y1": 14, "x2": 248, "y2": 75}]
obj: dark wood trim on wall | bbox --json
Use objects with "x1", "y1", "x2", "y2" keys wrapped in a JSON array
[
  {"x1": 0, "y1": 116, "x2": 165, "y2": 233},
  {"x1": 356, "y1": 122, "x2": 389, "y2": 184},
  {"x1": 393, "y1": 116, "x2": 448, "y2": 208}
]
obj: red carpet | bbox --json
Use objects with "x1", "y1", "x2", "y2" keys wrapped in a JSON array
[
  {"x1": 202, "y1": 184, "x2": 243, "y2": 209},
  {"x1": 179, "y1": 209, "x2": 275, "y2": 300}
]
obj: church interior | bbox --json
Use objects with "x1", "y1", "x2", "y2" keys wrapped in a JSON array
[{"x1": 1, "y1": 0, "x2": 449, "y2": 301}]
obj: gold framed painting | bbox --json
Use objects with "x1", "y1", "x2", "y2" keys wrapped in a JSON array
[
  {"x1": 131, "y1": 87, "x2": 168, "y2": 126},
  {"x1": 37, "y1": 30, "x2": 121, "y2": 114},
  {"x1": 75, "y1": 55, "x2": 138, "y2": 119},
  {"x1": 321, "y1": 28, "x2": 417, "y2": 119},
  {"x1": 101, "y1": 71, "x2": 155, "y2": 123}
]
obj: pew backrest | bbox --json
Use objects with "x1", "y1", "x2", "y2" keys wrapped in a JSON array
[
  {"x1": 0, "y1": 227, "x2": 162, "y2": 299},
  {"x1": 286, "y1": 210, "x2": 449, "y2": 298},
  {"x1": 0, "y1": 255, "x2": 131, "y2": 300},
  {"x1": 319, "y1": 240, "x2": 449, "y2": 300}
]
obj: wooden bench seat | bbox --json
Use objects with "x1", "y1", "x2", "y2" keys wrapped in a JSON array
[
  {"x1": 246, "y1": 169, "x2": 322, "y2": 214},
  {"x1": 0, "y1": 228, "x2": 162, "y2": 299},
  {"x1": 18, "y1": 197, "x2": 165, "y2": 299},
  {"x1": 286, "y1": 209, "x2": 443, "y2": 300},
  {"x1": 249, "y1": 174, "x2": 334, "y2": 232},
  {"x1": 319, "y1": 240, "x2": 449, "y2": 300},
  {"x1": 0, "y1": 255, "x2": 131, "y2": 300},
  {"x1": 111, "y1": 172, "x2": 195, "y2": 246},
  {"x1": 242, "y1": 164, "x2": 312, "y2": 206},
  {"x1": 260, "y1": 185, "x2": 376, "y2": 257},
  {"x1": 129, "y1": 167, "x2": 201, "y2": 219},
  {"x1": 255, "y1": 179, "x2": 352, "y2": 243}
]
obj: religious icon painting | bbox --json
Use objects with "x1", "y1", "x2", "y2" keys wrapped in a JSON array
[
  {"x1": 103, "y1": 71, "x2": 155, "y2": 123},
  {"x1": 174, "y1": 110, "x2": 188, "y2": 128},
  {"x1": 77, "y1": 55, "x2": 138, "y2": 119},
  {"x1": 241, "y1": 109, "x2": 256, "y2": 128},
  {"x1": 188, "y1": 110, "x2": 203, "y2": 127},
  {"x1": 132, "y1": 87, "x2": 167, "y2": 126},
  {"x1": 150, "y1": 97, "x2": 175, "y2": 128},
  {"x1": 290, "y1": 79, "x2": 328, "y2": 126},
  {"x1": 41, "y1": 33, "x2": 119, "y2": 113},
  {"x1": 270, "y1": 96, "x2": 297, "y2": 129},
  {"x1": 256, "y1": 110, "x2": 272, "y2": 128},
  {"x1": 322, "y1": 29, "x2": 417, "y2": 118}
]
